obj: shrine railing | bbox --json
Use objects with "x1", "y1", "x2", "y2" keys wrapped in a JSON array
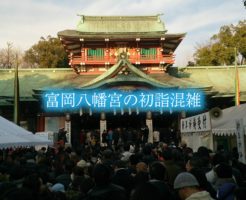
[{"x1": 71, "y1": 54, "x2": 174, "y2": 65}]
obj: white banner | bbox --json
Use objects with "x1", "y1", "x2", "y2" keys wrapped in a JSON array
[
  {"x1": 181, "y1": 112, "x2": 211, "y2": 133},
  {"x1": 146, "y1": 119, "x2": 153, "y2": 143},
  {"x1": 235, "y1": 119, "x2": 246, "y2": 163},
  {"x1": 64, "y1": 120, "x2": 71, "y2": 145},
  {"x1": 100, "y1": 120, "x2": 107, "y2": 144}
]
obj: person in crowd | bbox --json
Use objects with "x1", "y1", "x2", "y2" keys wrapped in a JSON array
[
  {"x1": 162, "y1": 147, "x2": 183, "y2": 188},
  {"x1": 214, "y1": 163, "x2": 237, "y2": 200},
  {"x1": 1, "y1": 141, "x2": 246, "y2": 200},
  {"x1": 206, "y1": 151, "x2": 243, "y2": 188},
  {"x1": 112, "y1": 160, "x2": 134, "y2": 198},
  {"x1": 130, "y1": 182, "x2": 162, "y2": 200},
  {"x1": 58, "y1": 128, "x2": 68, "y2": 146},
  {"x1": 206, "y1": 152, "x2": 227, "y2": 186},
  {"x1": 197, "y1": 146, "x2": 211, "y2": 173},
  {"x1": 102, "y1": 130, "x2": 108, "y2": 147},
  {"x1": 55, "y1": 160, "x2": 74, "y2": 190},
  {"x1": 189, "y1": 168, "x2": 217, "y2": 199},
  {"x1": 148, "y1": 161, "x2": 173, "y2": 200},
  {"x1": 121, "y1": 143, "x2": 133, "y2": 162},
  {"x1": 142, "y1": 144, "x2": 156, "y2": 165},
  {"x1": 174, "y1": 172, "x2": 214, "y2": 200},
  {"x1": 153, "y1": 129, "x2": 160, "y2": 146},
  {"x1": 113, "y1": 128, "x2": 120, "y2": 147},
  {"x1": 141, "y1": 125, "x2": 149, "y2": 144},
  {"x1": 85, "y1": 163, "x2": 127, "y2": 200},
  {"x1": 231, "y1": 147, "x2": 246, "y2": 182},
  {"x1": 132, "y1": 162, "x2": 150, "y2": 193},
  {"x1": 185, "y1": 154, "x2": 203, "y2": 172},
  {"x1": 107, "y1": 129, "x2": 113, "y2": 148}
]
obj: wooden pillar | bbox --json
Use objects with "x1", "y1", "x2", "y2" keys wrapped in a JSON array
[
  {"x1": 105, "y1": 39, "x2": 109, "y2": 63},
  {"x1": 37, "y1": 113, "x2": 45, "y2": 132},
  {"x1": 81, "y1": 48, "x2": 85, "y2": 62},
  {"x1": 84, "y1": 48, "x2": 87, "y2": 61},
  {"x1": 146, "y1": 111, "x2": 153, "y2": 143}
]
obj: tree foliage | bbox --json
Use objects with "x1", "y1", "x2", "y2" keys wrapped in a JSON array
[
  {"x1": 194, "y1": 20, "x2": 246, "y2": 66},
  {"x1": 23, "y1": 36, "x2": 69, "y2": 68}
]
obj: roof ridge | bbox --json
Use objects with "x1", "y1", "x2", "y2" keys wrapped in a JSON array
[
  {"x1": 77, "y1": 15, "x2": 162, "y2": 20},
  {"x1": 80, "y1": 58, "x2": 176, "y2": 89}
]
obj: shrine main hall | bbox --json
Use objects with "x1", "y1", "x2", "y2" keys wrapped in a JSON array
[{"x1": 0, "y1": 15, "x2": 245, "y2": 145}]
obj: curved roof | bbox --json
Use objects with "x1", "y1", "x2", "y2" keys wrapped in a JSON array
[
  {"x1": 58, "y1": 15, "x2": 186, "y2": 55},
  {"x1": 80, "y1": 58, "x2": 177, "y2": 89},
  {"x1": 76, "y1": 15, "x2": 166, "y2": 33}
]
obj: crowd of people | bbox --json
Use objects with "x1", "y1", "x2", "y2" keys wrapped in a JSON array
[
  {"x1": 77, "y1": 125, "x2": 166, "y2": 149},
  {"x1": 0, "y1": 133, "x2": 246, "y2": 200}
]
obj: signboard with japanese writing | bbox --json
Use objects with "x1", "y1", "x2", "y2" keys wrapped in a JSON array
[
  {"x1": 64, "y1": 120, "x2": 71, "y2": 145},
  {"x1": 180, "y1": 112, "x2": 211, "y2": 133},
  {"x1": 235, "y1": 119, "x2": 246, "y2": 163},
  {"x1": 42, "y1": 89, "x2": 204, "y2": 112},
  {"x1": 146, "y1": 119, "x2": 153, "y2": 143}
]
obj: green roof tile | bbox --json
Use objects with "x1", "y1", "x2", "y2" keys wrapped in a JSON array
[{"x1": 76, "y1": 15, "x2": 166, "y2": 33}]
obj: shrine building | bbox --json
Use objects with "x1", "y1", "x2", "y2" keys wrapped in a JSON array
[{"x1": 0, "y1": 15, "x2": 245, "y2": 146}]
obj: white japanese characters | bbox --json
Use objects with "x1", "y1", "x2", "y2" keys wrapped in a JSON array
[{"x1": 44, "y1": 89, "x2": 204, "y2": 112}]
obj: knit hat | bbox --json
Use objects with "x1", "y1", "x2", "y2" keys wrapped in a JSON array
[
  {"x1": 51, "y1": 183, "x2": 65, "y2": 193},
  {"x1": 174, "y1": 172, "x2": 199, "y2": 189}
]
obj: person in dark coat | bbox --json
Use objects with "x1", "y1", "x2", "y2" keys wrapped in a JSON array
[
  {"x1": 58, "y1": 128, "x2": 67, "y2": 146},
  {"x1": 214, "y1": 163, "x2": 237, "y2": 200},
  {"x1": 85, "y1": 164, "x2": 127, "y2": 200},
  {"x1": 148, "y1": 161, "x2": 173, "y2": 200},
  {"x1": 131, "y1": 182, "x2": 162, "y2": 200},
  {"x1": 162, "y1": 148, "x2": 183, "y2": 188}
]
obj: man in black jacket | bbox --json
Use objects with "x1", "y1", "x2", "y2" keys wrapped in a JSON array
[{"x1": 85, "y1": 164, "x2": 127, "y2": 200}]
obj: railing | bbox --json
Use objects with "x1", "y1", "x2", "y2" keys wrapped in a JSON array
[
  {"x1": 71, "y1": 54, "x2": 174, "y2": 65},
  {"x1": 140, "y1": 55, "x2": 157, "y2": 60},
  {"x1": 87, "y1": 55, "x2": 104, "y2": 61}
]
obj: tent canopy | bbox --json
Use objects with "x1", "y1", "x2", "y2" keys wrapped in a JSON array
[
  {"x1": 212, "y1": 104, "x2": 246, "y2": 136},
  {"x1": 0, "y1": 116, "x2": 52, "y2": 148}
]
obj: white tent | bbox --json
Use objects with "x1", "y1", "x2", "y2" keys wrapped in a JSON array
[
  {"x1": 0, "y1": 116, "x2": 53, "y2": 148},
  {"x1": 181, "y1": 104, "x2": 246, "y2": 151},
  {"x1": 212, "y1": 104, "x2": 246, "y2": 136}
]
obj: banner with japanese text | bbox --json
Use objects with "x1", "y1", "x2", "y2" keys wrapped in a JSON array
[
  {"x1": 180, "y1": 112, "x2": 211, "y2": 133},
  {"x1": 235, "y1": 119, "x2": 246, "y2": 163}
]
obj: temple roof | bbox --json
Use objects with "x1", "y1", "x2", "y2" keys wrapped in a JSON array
[
  {"x1": 180, "y1": 66, "x2": 246, "y2": 99},
  {"x1": 58, "y1": 15, "x2": 186, "y2": 55},
  {"x1": 76, "y1": 15, "x2": 166, "y2": 33},
  {"x1": 58, "y1": 31, "x2": 185, "y2": 55},
  {"x1": 2, "y1": 65, "x2": 246, "y2": 105},
  {"x1": 79, "y1": 57, "x2": 177, "y2": 89},
  {"x1": 0, "y1": 65, "x2": 207, "y2": 103}
]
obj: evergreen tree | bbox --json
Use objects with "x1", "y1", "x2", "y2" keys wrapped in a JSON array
[
  {"x1": 24, "y1": 36, "x2": 69, "y2": 68},
  {"x1": 194, "y1": 20, "x2": 246, "y2": 66}
]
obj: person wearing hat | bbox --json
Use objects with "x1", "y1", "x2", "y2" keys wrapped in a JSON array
[
  {"x1": 76, "y1": 159, "x2": 90, "y2": 177},
  {"x1": 174, "y1": 172, "x2": 214, "y2": 200},
  {"x1": 50, "y1": 183, "x2": 65, "y2": 193}
]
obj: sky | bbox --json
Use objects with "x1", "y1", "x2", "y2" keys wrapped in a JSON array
[{"x1": 0, "y1": 0, "x2": 245, "y2": 66}]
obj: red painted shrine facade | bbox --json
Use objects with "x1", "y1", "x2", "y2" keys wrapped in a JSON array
[{"x1": 58, "y1": 15, "x2": 185, "y2": 74}]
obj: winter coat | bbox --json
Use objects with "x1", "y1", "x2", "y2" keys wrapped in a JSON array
[{"x1": 217, "y1": 182, "x2": 237, "y2": 200}]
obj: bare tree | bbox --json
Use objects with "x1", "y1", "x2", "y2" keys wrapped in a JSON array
[{"x1": 0, "y1": 42, "x2": 24, "y2": 68}]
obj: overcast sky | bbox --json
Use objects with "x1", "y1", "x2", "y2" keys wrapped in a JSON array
[{"x1": 0, "y1": 0, "x2": 245, "y2": 66}]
